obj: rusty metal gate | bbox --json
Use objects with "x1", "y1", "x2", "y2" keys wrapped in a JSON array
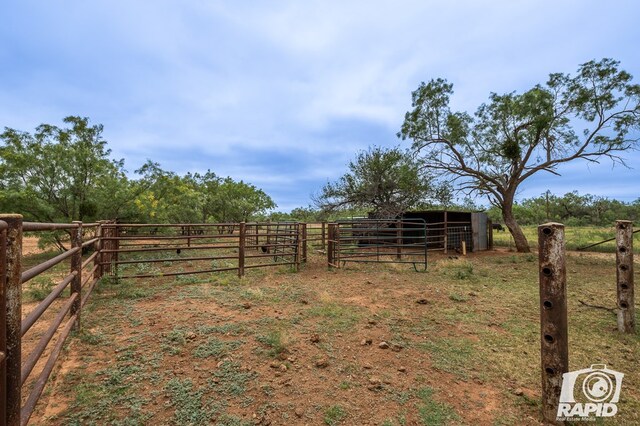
[{"x1": 327, "y1": 219, "x2": 428, "y2": 271}]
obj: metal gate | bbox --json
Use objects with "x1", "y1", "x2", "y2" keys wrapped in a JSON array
[{"x1": 327, "y1": 219, "x2": 427, "y2": 271}]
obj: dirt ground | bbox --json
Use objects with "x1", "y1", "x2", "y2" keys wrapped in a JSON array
[{"x1": 22, "y1": 245, "x2": 640, "y2": 426}]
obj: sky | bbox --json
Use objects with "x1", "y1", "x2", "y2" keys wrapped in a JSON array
[{"x1": 1, "y1": 1, "x2": 639, "y2": 212}]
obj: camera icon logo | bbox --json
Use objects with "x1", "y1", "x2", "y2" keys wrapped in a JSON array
[{"x1": 557, "y1": 364, "x2": 624, "y2": 419}]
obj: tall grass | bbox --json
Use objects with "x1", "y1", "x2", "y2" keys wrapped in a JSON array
[{"x1": 492, "y1": 225, "x2": 640, "y2": 253}]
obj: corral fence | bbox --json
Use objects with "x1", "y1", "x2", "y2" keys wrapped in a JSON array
[
  {"x1": 327, "y1": 219, "x2": 429, "y2": 271},
  {"x1": 302, "y1": 219, "x2": 482, "y2": 255},
  {"x1": 100, "y1": 222, "x2": 305, "y2": 279},
  {"x1": 1, "y1": 215, "x2": 484, "y2": 425},
  {"x1": 0, "y1": 215, "x2": 102, "y2": 426},
  {"x1": 0, "y1": 217, "x2": 310, "y2": 426}
]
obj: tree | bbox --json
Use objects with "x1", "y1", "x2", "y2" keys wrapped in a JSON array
[
  {"x1": 211, "y1": 178, "x2": 276, "y2": 223},
  {"x1": 398, "y1": 59, "x2": 640, "y2": 252},
  {"x1": 314, "y1": 146, "x2": 438, "y2": 218},
  {"x1": 0, "y1": 116, "x2": 131, "y2": 249}
]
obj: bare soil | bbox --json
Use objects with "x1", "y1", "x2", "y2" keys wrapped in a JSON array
[{"x1": 22, "y1": 247, "x2": 640, "y2": 425}]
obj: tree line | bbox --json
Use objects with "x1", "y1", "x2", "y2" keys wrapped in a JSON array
[
  {"x1": 487, "y1": 191, "x2": 640, "y2": 227},
  {"x1": 0, "y1": 116, "x2": 276, "y2": 229}
]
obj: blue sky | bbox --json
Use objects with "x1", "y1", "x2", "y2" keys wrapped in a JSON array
[{"x1": 1, "y1": 1, "x2": 639, "y2": 211}]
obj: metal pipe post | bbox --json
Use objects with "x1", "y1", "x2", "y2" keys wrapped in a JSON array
[{"x1": 538, "y1": 222, "x2": 568, "y2": 425}]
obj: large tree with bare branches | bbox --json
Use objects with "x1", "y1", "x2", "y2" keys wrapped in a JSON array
[{"x1": 398, "y1": 59, "x2": 640, "y2": 252}]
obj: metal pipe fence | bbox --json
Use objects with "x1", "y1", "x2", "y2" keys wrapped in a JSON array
[
  {"x1": 99, "y1": 221, "x2": 303, "y2": 280},
  {"x1": 327, "y1": 219, "x2": 429, "y2": 271},
  {"x1": 0, "y1": 216, "x2": 102, "y2": 426}
]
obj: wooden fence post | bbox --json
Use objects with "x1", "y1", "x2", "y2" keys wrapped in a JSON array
[
  {"x1": 238, "y1": 222, "x2": 245, "y2": 278},
  {"x1": 538, "y1": 222, "x2": 568, "y2": 425},
  {"x1": 2, "y1": 215, "x2": 22, "y2": 426},
  {"x1": 70, "y1": 222, "x2": 82, "y2": 330},
  {"x1": 616, "y1": 220, "x2": 635, "y2": 333}
]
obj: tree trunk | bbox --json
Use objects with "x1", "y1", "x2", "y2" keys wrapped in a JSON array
[{"x1": 502, "y1": 202, "x2": 531, "y2": 253}]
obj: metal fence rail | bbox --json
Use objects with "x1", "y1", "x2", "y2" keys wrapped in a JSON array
[
  {"x1": 328, "y1": 219, "x2": 428, "y2": 271},
  {"x1": 0, "y1": 216, "x2": 103, "y2": 426},
  {"x1": 100, "y1": 221, "x2": 302, "y2": 280}
]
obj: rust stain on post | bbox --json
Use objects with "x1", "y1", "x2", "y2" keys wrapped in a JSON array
[
  {"x1": 70, "y1": 222, "x2": 82, "y2": 330},
  {"x1": 1, "y1": 215, "x2": 22, "y2": 426},
  {"x1": 301, "y1": 223, "x2": 308, "y2": 263},
  {"x1": 238, "y1": 222, "x2": 245, "y2": 277},
  {"x1": 616, "y1": 220, "x2": 635, "y2": 333},
  {"x1": 538, "y1": 222, "x2": 568, "y2": 425}
]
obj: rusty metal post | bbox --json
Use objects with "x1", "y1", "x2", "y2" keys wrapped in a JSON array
[
  {"x1": 0, "y1": 224, "x2": 6, "y2": 426},
  {"x1": 113, "y1": 224, "x2": 120, "y2": 278},
  {"x1": 538, "y1": 223, "x2": 568, "y2": 425},
  {"x1": 266, "y1": 220, "x2": 271, "y2": 254},
  {"x1": 70, "y1": 221, "x2": 82, "y2": 330},
  {"x1": 94, "y1": 222, "x2": 103, "y2": 281},
  {"x1": 187, "y1": 225, "x2": 191, "y2": 248},
  {"x1": 327, "y1": 223, "x2": 336, "y2": 268},
  {"x1": 321, "y1": 221, "x2": 326, "y2": 251},
  {"x1": 255, "y1": 222, "x2": 260, "y2": 251},
  {"x1": 443, "y1": 211, "x2": 448, "y2": 254},
  {"x1": 396, "y1": 220, "x2": 402, "y2": 260},
  {"x1": 238, "y1": 222, "x2": 245, "y2": 277},
  {"x1": 2, "y1": 215, "x2": 22, "y2": 426},
  {"x1": 616, "y1": 220, "x2": 635, "y2": 333},
  {"x1": 488, "y1": 219, "x2": 494, "y2": 250},
  {"x1": 301, "y1": 223, "x2": 307, "y2": 263}
]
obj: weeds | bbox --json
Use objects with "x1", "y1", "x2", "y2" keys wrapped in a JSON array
[
  {"x1": 416, "y1": 387, "x2": 459, "y2": 425},
  {"x1": 256, "y1": 330, "x2": 290, "y2": 358},
  {"x1": 193, "y1": 338, "x2": 243, "y2": 359},
  {"x1": 324, "y1": 405, "x2": 347, "y2": 425},
  {"x1": 25, "y1": 276, "x2": 57, "y2": 302},
  {"x1": 165, "y1": 378, "x2": 223, "y2": 425}
]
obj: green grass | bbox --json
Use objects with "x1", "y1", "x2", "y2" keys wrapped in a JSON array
[
  {"x1": 42, "y1": 248, "x2": 640, "y2": 425},
  {"x1": 256, "y1": 330, "x2": 290, "y2": 358},
  {"x1": 417, "y1": 337, "x2": 476, "y2": 379},
  {"x1": 416, "y1": 387, "x2": 459, "y2": 425},
  {"x1": 193, "y1": 338, "x2": 243, "y2": 359},
  {"x1": 324, "y1": 405, "x2": 347, "y2": 425},
  {"x1": 25, "y1": 276, "x2": 58, "y2": 302},
  {"x1": 306, "y1": 302, "x2": 362, "y2": 332},
  {"x1": 492, "y1": 225, "x2": 640, "y2": 253},
  {"x1": 165, "y1": 378, "x2": 223, "y2": 425}
]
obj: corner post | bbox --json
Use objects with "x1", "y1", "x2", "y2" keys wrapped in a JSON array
[
  {"x1": 301, "y1": 223, "x2": 308, "y2": 263},
  {"x1": 538, "y1": 222, "x2": 568, "y2": 425},
  {"x1": 238, "y1": 222, "x2": 246, "y2": 277},
  {"x1": 616, "y1": 220, "x2": 635, "y2": 333},
  {"x1": 70, "y1": 221, "x2": 82, "y2": 330},
  {"x1": 2, "y1": 214, "x2": 22, "y2": 426}
]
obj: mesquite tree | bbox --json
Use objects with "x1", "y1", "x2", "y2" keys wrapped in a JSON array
[{"x1": 399, "y1": 59, "x2": 640, "y2": 252}]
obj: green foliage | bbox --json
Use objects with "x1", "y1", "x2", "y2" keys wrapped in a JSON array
[
  {"x1": 0, "y1": 117, "x2": 277, "y2": 230},
  {"x1": 324, "y1": 405, "x2": 347, "y2": 425},
  {"x1": 315, "y1": 146, "x2": 442, "y2": 217},
  {"x1": 415, "y1": 387, "x2": 459, "y2": 425},
  {"x1": 25, "y1": 276, "x2": 57, "y2": 301},
  {"x1": 256, "y1": 330, "x2": 289, "y2": 358},
  {"x1": 165, "y1": 378, "x2": 221, "y2": 425},
  {"x1": 488, "y1": 191, "x2": 640, "y2": 227},
  {"x1": 193, "y1": 338, "x2": 243, "y2": 359},
  {"x1": 399, "y1": 59, "x2": 640, "y2": 252}
]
